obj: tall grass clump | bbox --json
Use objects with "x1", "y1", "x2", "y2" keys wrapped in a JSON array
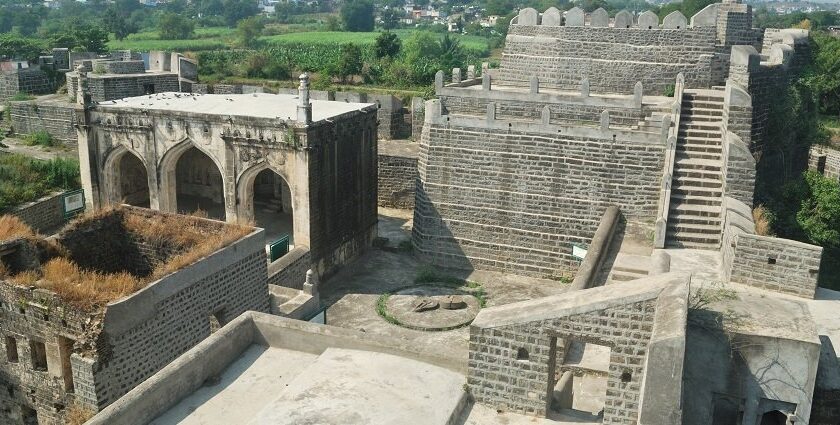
[
  {"x1": 0, "y1": 215, "x2": 35, "y2": 241},
  {"x1": 0, "y1": 154, "x2": 80, "y2": 212}
]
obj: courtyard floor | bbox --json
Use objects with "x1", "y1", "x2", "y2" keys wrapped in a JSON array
[{"x1": 321, "y1": 207, "x2": 572, "y2": 362}]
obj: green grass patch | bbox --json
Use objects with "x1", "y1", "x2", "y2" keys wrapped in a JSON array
[
  {"x1": 10, "y1": 93, "x2": 34, "y2": 101},
  {"x1": 0, "y1": 154, "x2": 80, "y2": 212},
  {"x1": 107, "y1": 26, "x2": 236, "y2": 51}
]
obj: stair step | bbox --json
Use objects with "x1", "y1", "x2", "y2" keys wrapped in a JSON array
[
  {"x1": 676, "y1": 151, "x2": 722, "y2": 161},
  {"x1": 669, "y1": 203, "x2": 722, "y2": 215},
  {"x1": 664, "y1": 230, "x2": 721, "y2": 245},
  {"x1": 677, "y1": 142, "x2": 722, "y2": 152},
  {"x1": 609, "y1": 271, "x2": 647, "y2": 282},
  {"x1": 680, "y1": 121, "x2": 722, "y2": 130},
  {"x1": 667, "y1": 222, "x2": 722, "y2": 234},
  {"x1": 670, "y1": 193, "x2": 722, "y2": 206},
  {"x1": 671, "y1": 176, "x2": 722, "y2": 188},
  {"x1": 672, "y1": 186, "x2": 723, "y2": 197},
  {"x1": 675, "y1": 158, "x2": 722, "y2": 171},
  {"x1": 668, "y1": 216, "x2": 722, "y2": 226},
  {"x1": 664, "y1": 239, "x2": 719, "y2": 249},
  {"x1": 681, "y1": 106, "x2": 724, "y2": 115}
]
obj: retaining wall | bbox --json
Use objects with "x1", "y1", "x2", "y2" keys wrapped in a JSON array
[
  {"x1": 7, "y1": 192, "x2": 67, "y2": 234},
  {"x1": 378, "y1": 140, "x2": 418, "y2": 209},
  {"x1": 9, "y1": 98, "x2": 77, "y2": 144}
]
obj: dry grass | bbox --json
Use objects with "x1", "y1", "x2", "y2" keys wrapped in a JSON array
[
  {"x1": 35, "y1": 258, "x2": 145, "y2": 310},
  {"x1": 65, "y1": 404, "x2": 96, "y2": 425},
  {"x1": 752, "y1": 205, "x2": 773, "y2": 236},
  {"x1": 0, "y1": 215, "x2": 35, "y2": 241},
  {"x1": 1, "y1": 207, "x2": 252, "y2": 311}
]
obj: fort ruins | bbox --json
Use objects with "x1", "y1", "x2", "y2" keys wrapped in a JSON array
[{"x1": 1, "y1": 1, "x2": 840, "y2": 424}]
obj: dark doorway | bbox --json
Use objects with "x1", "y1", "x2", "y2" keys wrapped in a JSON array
[
  {"x1": 252, "y1": 169, "x2": 294, "y2": 247},
  {"x1": 760, "y1": 410, "x2": 788, "y2": 425},
  {"x1": 118, "y1": 153, "x2": 150, "y2": 207},
  {"x1": 175, "y1": 147, "x2": 225, "y2": 220}
]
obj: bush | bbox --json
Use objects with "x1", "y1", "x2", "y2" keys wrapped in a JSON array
[
  {"x1": 23, "y1": 131, "x2": 55, "y2": 147},
  {"x1": 10, "y1": 93, "x2": 35, "y2": 101},
  {"x1": 0, "y1": 154, "x2": 81, "y2": 212}
]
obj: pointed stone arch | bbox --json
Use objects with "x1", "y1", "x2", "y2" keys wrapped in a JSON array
[
  {"x1": 102, "y1": 144, "x2": 151, "y2": 207},
  {"x1": 237, "y1": 162, "x2": 305, "y2": 247},
  {"x1": 158, "y1": 138, "x2": 228, "y2": 220}
]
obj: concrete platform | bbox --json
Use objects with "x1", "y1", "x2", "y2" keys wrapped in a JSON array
[
  {"x1": 249, "y1": 348, "x2": 467, "y2": 425},
  {"x1": 151, "y1": 346, "x2": 317, "y2": 425}
]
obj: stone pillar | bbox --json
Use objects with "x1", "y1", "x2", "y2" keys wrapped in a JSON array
[
  {"x1": 452, "y1": 68, "x2": 461, "y2": 84},
  {"x1": 297, "y1": 73, "x2": 312, "y2": 125},
  {"x1": 75, "y1": 64, "x2": 89, "y2": 106},
  {"x1": 467, "y1": 65, "x2": 476, "y2": 80},
  {"x1": 580, "y1": 78, "x2": 590, "y2": 97},
  {"x1": 482, "y1": 73, "x2": 491, "y2": 91}
]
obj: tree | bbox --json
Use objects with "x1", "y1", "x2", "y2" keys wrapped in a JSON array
[
  {"x1": 72, "y1": 23, "x2": 109, "y2": 53},
  {"x1": 374, "y1": 31, "x2": 401, "y2": 58},
  {"x1": 341, "y1": 0, "x2": 375, "y2": 32},
  {"x1": 797, "y1": 171, "x2": 840, "y2": 249},
  {"x1": 222, "y1": 0, "x2": 260, "y2": 27},
  {"x1": 485, "y1": 0, "x2": 514, "y2": 16},
  {"x1": 159, "y1": 12, "x2": 195, "y2": 40},
  {"x1": 380, "y1": 7, "x2": 402, "y2": 30},
  {"x1": 326, "y1": 15, "x2": 342, "y2": 31},
  {"x1": 104, "y1": 6, "x2": 139, "y2": 41},
  {"x1": 332, "y1": 43, "x2": 363, "y2": 83},
  {"x1": 0, "y1": 34, "x2": 44, "y2": 61},
  {"x1": 237, "y1": 16, "x2": 265, "y2": 47},
  {"x1": 437, "y1": 33, "x2": 464, "y2": 72}
]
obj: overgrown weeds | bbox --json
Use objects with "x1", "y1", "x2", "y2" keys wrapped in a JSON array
[
  {"x1": 0, "y1": 215, "x2": 35, "y2": 240},
  {"x1": 23, "y1": 130, "x2": 55, "y2": 147},
  {"x1": 752, "y1": 205, "x2": 774, "y2": 236}
]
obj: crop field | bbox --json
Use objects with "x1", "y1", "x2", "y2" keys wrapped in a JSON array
[{"x1": 109, "y1": 27, "x2": 491, "y2": 57}]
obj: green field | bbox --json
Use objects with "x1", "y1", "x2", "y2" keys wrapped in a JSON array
[
  {"x1": 261, "y1": 30, "x2": 491, "y2": 54},
  {"x1": 109, "y1": 27, "x2": 491, "y2": 56},
  {"x1": 108, "y1": 27, "x2": 236, "y2": 51}
]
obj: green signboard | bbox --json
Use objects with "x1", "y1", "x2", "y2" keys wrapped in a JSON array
[
  {"x1": 269, "y1": 235, "x2": 290, "y2": 262},
  {"x1": 61, "y1": 189, "x2": 85, "y2": 219}
]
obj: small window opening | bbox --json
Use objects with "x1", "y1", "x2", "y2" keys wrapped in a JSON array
[
  {"x1": 767, "y1": 257, "x2": 777, "y2": 265},
  {"x1": 209, "y1": 308, "x2": 226, "y2": 334},
  {"x1": 29, "y1": 341, "x2": 47, "y2": 371},
  {"x1": 621, "y1": 370, "x2": 632, "y2": 383},
  {"x1": 142, "y1": 83, "x2": 155, "y2": 95},
  {"x1": 5, "y1": 337, "x2": 18, "y2": 363},
  {"x1": 817, "y1": 156, "x2": 826, "y2": 175},
  {"x1": 516, "y1": 347, "x2": 529, "y2": 361}
]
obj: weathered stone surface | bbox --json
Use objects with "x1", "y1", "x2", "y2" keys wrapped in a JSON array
[
  {"x1": 565, "y1": 7, "x2": 585, "y2": 26},
  {"x1": 590, "y1": 8, "x2": 608, "y2": 27}
]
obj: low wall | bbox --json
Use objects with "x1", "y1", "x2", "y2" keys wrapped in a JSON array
[
  {"x1": 721, "y1": 196, "x2": 822, "y2": 299},
  {"x1": 87, "y1": 311, "x2": 463, "y2": 425},
  {"x1": 9, "y1": 98, "x2": 77, "y2": 144},
  {"x1": 728, "y1": 233, "x2": 822, "y2": 299},
  {"x1": 267, "y1": 246, "x2": 311, "y2": 289},
  {"x1": 8, "y1": 191, "x2": 67, "y2": 234},
  {"x1": 378, "y1": 140, "x2": 418, "y2": 209},
  {"x1": 809, "y1": 144, "x2": 840, "y2": 181}
]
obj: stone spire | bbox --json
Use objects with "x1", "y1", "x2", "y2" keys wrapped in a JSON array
[{"x1": 297, "y1": 73, "x2": 312, "y2": 124}]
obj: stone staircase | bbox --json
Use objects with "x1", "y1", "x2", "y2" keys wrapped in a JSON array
[{"x1": 665, "y1": 89, "x2": 725, "y2": 249}]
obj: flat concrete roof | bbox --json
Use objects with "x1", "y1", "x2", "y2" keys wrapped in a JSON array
[
  {"x1": 99, "y1": 92, "x2": 375, "y2": 122},
  {"x1": 152, "y1": 346, "x2": 465, "y2": 425}
]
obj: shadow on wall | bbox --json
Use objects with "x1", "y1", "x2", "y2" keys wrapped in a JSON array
[{"x1": 411, "y1": 181, "x2": 474, "y2": 279}]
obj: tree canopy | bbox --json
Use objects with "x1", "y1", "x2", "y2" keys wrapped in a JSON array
[{"x1": 341, "y1": 0, "x2": 376, "y2": 32}]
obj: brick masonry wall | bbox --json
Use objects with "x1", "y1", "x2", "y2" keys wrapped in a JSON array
[
  {"x1": 812, "y1": 389, "x2": 840, "y2": 425},
  {"x1": 467, "y1": 299, "x2": 657, "y2": 421},
  {"x1": 440, "y1": 95, "x2": 648, "y2": 126},
  {"x1": 1, "y1": 69, "x2": 52, "y2": 101},
  {"x1": 0, "y1": 284, "x2": 97, "y2": 424},
  {"x1": 411, "y1": 97, "x2": 425, "y2": 140},
  {"x1": 809, "y1": 145, "x2": 840, "y2": 181},
  {"x1": 414, "y1": 123, "x2": 665, "y2": 279},
  {"x1": 88, "y1": 74, "x2": 180, "y2": 102},
  {"x1": 499, "y1": 25, "x2": 717, "y2": 94},
  {"x1": 9, "y1": 100, "x2": 77, "y2": 144},
  {"x1": 378, "y1": 140, "x2": 418, "y2": 209},
  {"x1": 95, "y1": 231, "x2": 270, "y2": 407},
  {"x1": 306, "y1": 112, "x2": 379, "y2": 278},
  {"x1": 8, "y1": 192, "x2": 67, "y2": 234},
  {"x1": 723, "y1": 133, "x2": 755, "y2": 207},
  {"x1": 102, "y1": 61, "x2": 146, "y2": 75},
  {"x1": 267, "y1": 247, "x2": 311, "y2": 290},
  {"x1": 729, "y1": 234, "x2": 822, "y2": 298}
]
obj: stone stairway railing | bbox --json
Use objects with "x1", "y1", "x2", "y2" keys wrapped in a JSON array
[{"x1": 654, "y1": 73, "x2": 685, "y2": 248}]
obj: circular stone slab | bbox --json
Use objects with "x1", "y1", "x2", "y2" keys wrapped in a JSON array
[{"x1": 383, "y1": 285, "x2": 481, "y2": 331}]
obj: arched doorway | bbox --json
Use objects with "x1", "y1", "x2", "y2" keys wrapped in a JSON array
[
  {"x1": 252, "y1": 168, "x2": 294, "y2": 247},
  {"x1": 174, "y1": 147, "x2": 225, "y2": 220},
  {"x1": 760, "y1": 410, "x2": 788, "y2": 425},
  {"x1": 117, "y1": 152, "x2": 150, "y2": 207}
]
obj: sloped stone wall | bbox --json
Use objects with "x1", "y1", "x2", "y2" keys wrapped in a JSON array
[{"x1": 414, "y1": 120, "x2": 666, "y2": 279}]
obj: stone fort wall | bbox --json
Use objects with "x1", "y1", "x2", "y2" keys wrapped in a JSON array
[
  {"x1": 413, "y1": 100, "x2": 668, "y2": 279},
  {"x1": 378, "y1": 140, "x2": 418, "y2": 209},
  {"x1": 9, "y1": 99, "x2": 77, "y2": 144},
  {"x1": 6, "y1": 191, "x2": 68, "y2": 235},
  {"x1": 497, "y1": 8, "x2": 720, "y2": 95},
  {"x1": 809, "y1": 144, "x2": 840, "y2": 181}
]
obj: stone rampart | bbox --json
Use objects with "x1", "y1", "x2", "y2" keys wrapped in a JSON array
[
  {"x1": 809, "y1": 144, "x2": 840, "y2": 181},
  {"x1": 500, "y1": 7, "x2": 718, "y2": 94},
  {"x1": 378, "y1": 140, "x2": 418, "y2": 209},
  {"x1": 414, "y1": 100, "x2": 668, "y2": 279},
  {"x1": 9, "y1": 98, "x2": 77, "y2": 144},
  {"x1": 720, "y1": 197, "x2": 822, "y2": 298},
  {"x1": 0, "y1": 68, "x2": 52, "y2": 101}
]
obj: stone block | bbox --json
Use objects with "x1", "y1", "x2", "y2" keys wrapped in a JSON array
[
  {"x1": 565, "y1": 7, "x2": 585, "y2": 27},
  {"x1": 590, "y1": 8, "x2": 609, "y2": 27},
  {"x1": 541, "y1": 7, "x2": 562, "y2": 26}
]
